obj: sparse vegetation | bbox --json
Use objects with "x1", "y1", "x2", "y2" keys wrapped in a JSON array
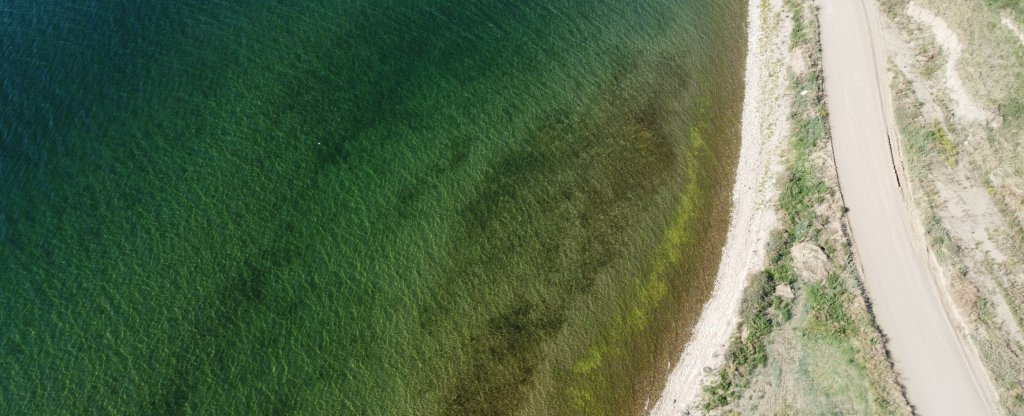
[
  {"x1": 805, "y1": 272, "x2": 855, "y2": 337},
  {"x1": 789, "y1": 0, "x2": 808, "y2": 46}
]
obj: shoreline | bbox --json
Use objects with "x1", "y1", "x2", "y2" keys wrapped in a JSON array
[{"x1": 650, "y1": 0, "x2": 790, "y2": 412}]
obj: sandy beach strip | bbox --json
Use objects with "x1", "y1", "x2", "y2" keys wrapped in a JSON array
[{"x1": 649, "y1": 0, "x2": 790, "y2": 413}]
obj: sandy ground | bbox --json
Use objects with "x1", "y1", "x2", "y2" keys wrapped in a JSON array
[
  {"x1": 649, "y1": 0, "x2": 789, "y2": 412},
  {"x1": 817, "y1": 0, "x2": 1001, "y2": 414},
  {"x1": 905, "y1": 2, "x2": 992, "y2": 124}
]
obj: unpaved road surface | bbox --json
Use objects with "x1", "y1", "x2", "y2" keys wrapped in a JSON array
[{"x1": 817, "y1": 0, "x2": 1000, "y2": 414}]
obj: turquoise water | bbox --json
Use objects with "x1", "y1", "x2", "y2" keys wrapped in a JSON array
[{"x1": 0, "y1": 1, "x2": 745, "y2": 414}]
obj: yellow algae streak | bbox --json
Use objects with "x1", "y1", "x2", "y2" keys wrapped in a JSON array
[{"x1": 568, "y1": 121, "x2": 710, "y2": 411}]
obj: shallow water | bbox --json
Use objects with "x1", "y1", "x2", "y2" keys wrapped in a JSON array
[{"x1": 0, "y1": 1, "x2": 745, "y2": 414}]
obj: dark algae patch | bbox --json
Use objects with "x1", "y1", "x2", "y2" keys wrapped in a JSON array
[{"x1": 0, "y1": 0, "x2": 745, "y2": 414}]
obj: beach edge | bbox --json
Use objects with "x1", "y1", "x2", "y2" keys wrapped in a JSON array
[{"x1": 649, "y1": 0, "x2": 790, "y2": 412}]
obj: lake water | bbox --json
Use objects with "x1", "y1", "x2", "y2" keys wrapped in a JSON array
[{"x1": 0, "y1": 0, "x2": 745, "y2": 414}]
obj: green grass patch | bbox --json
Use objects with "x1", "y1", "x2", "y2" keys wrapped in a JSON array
[
  {"x1": 805, "y1": 272, "x2": 854, "y2": 337},
  {"x1": 927, "y1": 127, "x2": 957, "y2": 166},
  {"x1": 702, "y1": 269, "x2": 778, "y2": 409},
  {"x1": 984, "y1": 0, "x2": 1024, "y2": 20},
  {"x1": 787, "y1": 0, "x2": 808, "y2": 45}
]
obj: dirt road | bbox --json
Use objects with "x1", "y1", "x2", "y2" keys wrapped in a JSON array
[{"x1": 816, "y1": 0, "x2": 1000, "y2": 414}]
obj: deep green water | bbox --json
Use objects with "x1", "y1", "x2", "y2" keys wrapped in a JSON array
[{"x1": 0, "y1": 1, "x2": 745, "y2": 414}]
